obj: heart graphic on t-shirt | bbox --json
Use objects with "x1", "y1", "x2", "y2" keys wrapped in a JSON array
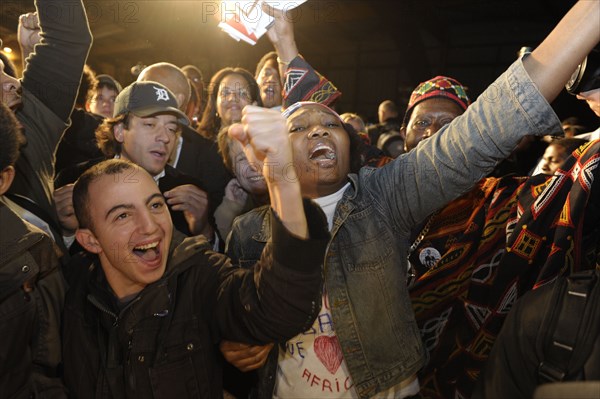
[{"x1": 314, "y1": 335, "x2": 343, "y2": 374}]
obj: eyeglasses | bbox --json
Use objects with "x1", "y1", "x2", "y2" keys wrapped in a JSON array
[{"x1": 219, "y1": 88, "x2": 252, "y2": 101}]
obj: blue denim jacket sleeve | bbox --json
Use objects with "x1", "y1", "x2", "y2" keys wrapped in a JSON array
[{"x1": 365, "y1": 58, "x2": 563, "y2": 235}]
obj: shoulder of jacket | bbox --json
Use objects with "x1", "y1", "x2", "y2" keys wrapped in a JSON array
[
  {"x1": 167, "y1": 235, "x2": 213, "y2": 274},
  {"x1": 0, "y1": 205, "x2": 56, "y2": 266},
  {"x1": 232, "y1": 205, "x2": 270, "y2": 230}
]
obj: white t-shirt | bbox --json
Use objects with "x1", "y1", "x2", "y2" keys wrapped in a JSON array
[
  {"x1": 273, "y1": 183, "x2": 419, "y2": 398},
  {"x1": 313, "y1": 183, "x2": 349, "y2": 230},
  {"x1": 274, "y1": 289, "x2": 358, "y2": 398}
]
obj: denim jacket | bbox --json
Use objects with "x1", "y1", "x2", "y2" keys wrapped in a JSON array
[{"x1": 227, "y1": 58, "x2": 562, "y2": 398}]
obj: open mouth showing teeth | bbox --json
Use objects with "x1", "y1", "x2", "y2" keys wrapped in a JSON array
[
  {"x1": 132, "y1": 241, "x2": 160, "y2": 261},
  {"x1": 249, "y1": 176, "x2": 264, "y2": 182},
  {"x1": 309, "y1": 144, "x2": 336, "y2": 161}
]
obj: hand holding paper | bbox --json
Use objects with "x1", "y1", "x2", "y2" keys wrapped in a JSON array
[{"x1": 218, "y1": 0, "x2": 307, "y2": 45}]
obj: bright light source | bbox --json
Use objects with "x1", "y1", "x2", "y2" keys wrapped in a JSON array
[{"x1": 3, "y1": 47, "x2": 13, "y2": 54}]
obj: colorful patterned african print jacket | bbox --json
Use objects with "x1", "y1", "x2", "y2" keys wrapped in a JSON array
[{"x1": 409, "y1": 140, "x2": 599, "y2": 398}]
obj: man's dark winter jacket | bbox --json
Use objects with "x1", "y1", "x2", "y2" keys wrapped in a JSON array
[
  {"x1": 176, "y1": 126, "x2": 231, "y2": 211},
  {"x1": 8, "y1": 0, "x2": 92, "y2": 250},
  {"x1": 0, "y1": 202, "x2": 66, "y2": 398},
  {"x1": 61, "y1": 201, "x2": 329, "y2": 398},
  {"x1": 54, "y1": 109, "x2": 104, "y2": 176}
]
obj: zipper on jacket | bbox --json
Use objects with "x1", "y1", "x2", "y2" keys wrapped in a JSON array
[
  {"x1": 87, "y1": 294, "x2": 119, "y2": 326},
  {"x1": 127, "y1": 336, "x2": 136, "y2": 393},
  {"x1": 87, "y1": 293, "x2": 142, "y2": 326},
  {"x1": 88, "y1": 293, "x2": 142, "y2": 394}
]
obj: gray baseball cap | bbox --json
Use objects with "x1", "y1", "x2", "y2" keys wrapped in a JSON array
[{"x1": 113, "y1": 81, "x2": 189, "y2": 125}]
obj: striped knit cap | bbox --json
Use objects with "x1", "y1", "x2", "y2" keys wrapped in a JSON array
[{"x1": 403, "y1": 76, "x2": 470, "y2": 124}]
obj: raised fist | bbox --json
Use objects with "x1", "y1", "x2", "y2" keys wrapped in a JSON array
[{"x1": 18, "y1": 12, "x2": 41, "y2": 51}]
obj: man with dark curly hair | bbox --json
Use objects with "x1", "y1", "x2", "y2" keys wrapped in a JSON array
[{"x1": 55, "y1": 81, "x2": 216, "y2": 243}]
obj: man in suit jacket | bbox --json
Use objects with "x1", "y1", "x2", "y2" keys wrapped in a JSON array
[
  {"x1": 137, "y1": 62, "x2": 231, "y2": 213},
  {"x1": 54, "y1": 81, "x2": 214, "y2": 244}
]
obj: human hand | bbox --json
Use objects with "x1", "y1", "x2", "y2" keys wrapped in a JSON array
[
  {"x1": 18, "y1": 12, "x2": 41, "y2": 52},
  {"x1": 228, "y1": 105, "x2": 293, "y2": 187},
  {"x1": 164, "y1": 184, "x2": 211, "y2": 237},
  {"x1": 219, "y1": 340, "x2": 274, "y2": 372},
  {"x1": 264, "y1": 4, "x2": 294, "y2": 45},
  {"x1": 263, "y1": 3, "x2": 298, "y2": 63},
  {"x1": 230, "y1": 105, "x2": 306, "y2": 238},
  {"x1": 54, "y1": 184, "x2": 78, "y2": 235},
  {"x1": 224, "y1": 178, "x2": 249, "y2": 205}
]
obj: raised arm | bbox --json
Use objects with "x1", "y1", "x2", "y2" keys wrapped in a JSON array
[
  {"x1": 523, "y1": 0, "x2": 600, "y2": 102},
  {"x1": 21, "y1": 0, "x2": 92, "y2": 122},
  {"x1": 264, "y1": 4, "x2": 299, "y2": 81},
  {"x1": 204, "y1": 107, "x2": 329, "y2": 341},
  {"x1": 17, "y1": 12, "x2": 40, "y2": 69},
  {"x1": 264, "y1": 4, "x2": 341, "y2": 107},
  {"x1": 371, "y1": 0, "x2": 600, "y2": 233},
  {"x1": 208, "y1": 195, "x2": 327, "y2": 344},
  {"x1": 211, "y1": 106, "x2": 328, "y2": 354},
  {"x1": 229, "y1": 106, "x2": 308, "y2": 238}
]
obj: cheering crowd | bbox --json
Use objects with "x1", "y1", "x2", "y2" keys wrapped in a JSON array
[{"x1": 1, "y1": 0, "x2": 599, "y2": 398}]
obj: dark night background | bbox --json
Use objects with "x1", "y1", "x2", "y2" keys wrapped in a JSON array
[{"x1": 1, "y1": 0, "x2": 598, "y2": 127}]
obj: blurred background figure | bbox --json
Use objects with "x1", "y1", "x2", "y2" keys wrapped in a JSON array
[
  {"x1": 254, "y1": 51, "x2": 282, "y2": 110},
  {"x1": 367, "y1": 99, "x2": 404, "y2": 157},
  {"x1": 198, "y1": 67, "x2": 260, "y2": 141},
  {"x1": 534, "y1": 137, "x2": 588, "y2": 176},
  {"x1": 54, "y1": 65, "x2": 105, "y2": 175},
  {"x1": 340, "y1": 112, "x2": 367, "y2": 134},
  {"x1": 568, "y1": 46, "x2": 600, "y2": 141},
  {"x1": 215, "y1": 127, "x2": 269, "y2": 240},
  {"x1": 86, "y1": 74, "x2": 122, "y2": 119},
  {"x1": 182, "y1": 64, "x2": 205, "y2": 125},
  {"x1": 561, "y1": 116, "x2": 588, "y2": 137}
]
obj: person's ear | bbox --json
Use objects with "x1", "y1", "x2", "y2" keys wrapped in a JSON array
[
  {"x1": 175, "y1": 93, "x2": 186, "y2": 109},
  {"x1": 0, "y1": 166, "x2": 16, "y2": 196},
  {"x1": 399, "y1": 125, "x2": 407, "y2": 140},
  {"x1": 114, "y1": 123, "x2": 125, "y2": 143},
  {"x1": 85, "y1": 100, "x2": 92, "y2": 113},
  {"x1": 400, "y1": 126, "x2": 408, "y2": 152},
  {"x1": 76, "y1": 228, "x2": 102, "y2": 254}
]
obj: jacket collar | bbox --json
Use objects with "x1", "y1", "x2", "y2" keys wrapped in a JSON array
[
  {"x1": 329, "y1": 176, "x2": 358, "y2": 236},
  {"x1": 87, "y1": 269, "x2": 172, "y2": 334},
  {"x1": 251, "y1": 176, "x2": 360, "y2": 243},
  {"x1": 345, "y1": 173, "x2": 360, "y2": 201},
  {"x1": 253, "y1": 209, "x2": 272, "y2": 243},
  {"x1": 86, "y1": 232, "x2": 210, "y2": 330}
]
